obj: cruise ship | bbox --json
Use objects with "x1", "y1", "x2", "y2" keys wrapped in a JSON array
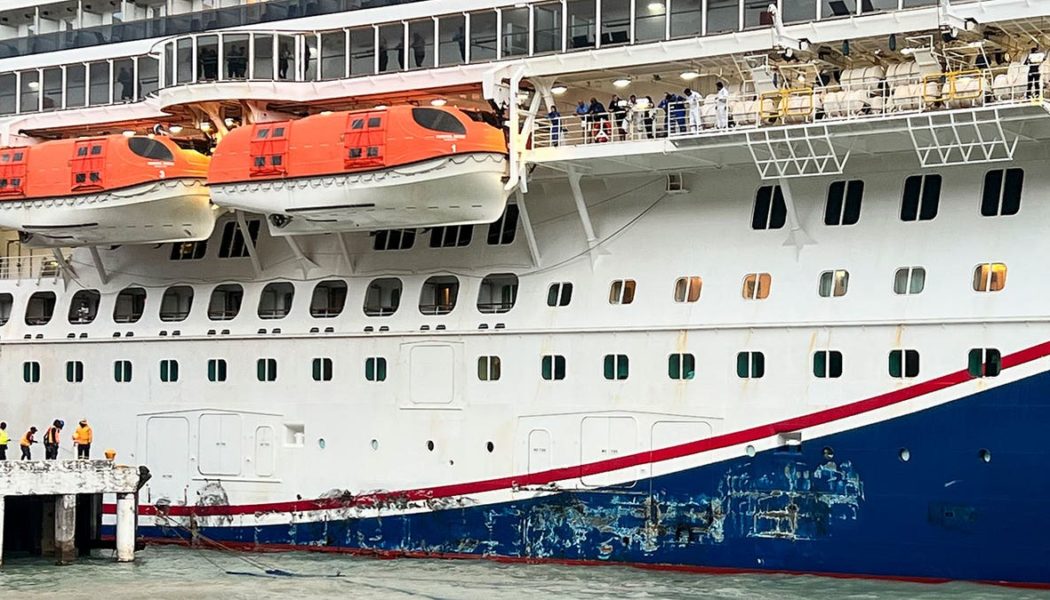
[{"x1": 1, "y1": 0, "x2": 1049, "y2": 587}]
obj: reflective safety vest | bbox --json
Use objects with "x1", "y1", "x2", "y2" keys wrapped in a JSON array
[
  {"x1": 74, "y1": 426, "x2": 93, "y2": 444},
  {"x1": 0, "y1": 430, "x2": 8, "y2": 446},
  {"x1": 20, "y1": 431, "x2": 34, "y2": 447},
  {"x1": 44, "y1": 426, "x2": 60, "y2": 446}
]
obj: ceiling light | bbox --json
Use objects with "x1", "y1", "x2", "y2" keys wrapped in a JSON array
[
  {"x1": 27, "y1": 80, "x2": 39, "y2": 90},
  {"x1": 612, "y1": 78, "x2": 631, "y2": 88},
  {"x1": 199, "y1": 121, "x2": 212, "y2": 132},
  {"x1": 168, "y1": 125, "x2": 184, "y2": 134},
  {"x1": 122, "y1": 130, "x2": 135, "y2": 137},
  {"x1": 430, "y1": 98, "x2": 447, "y2": 107},
  {"x1": 680, "y1": 70, "x2": 700, "y2": 81},
  {"x1": 551, "y1": 84, "x2": 568, "y2": 95},
  {"x1": 647, "y1": 1, "x2": 664, "y2": 11}
]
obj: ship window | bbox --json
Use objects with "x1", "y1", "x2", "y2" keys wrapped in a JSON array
[
  {"x1": 366, "y1": 147, "x2": 379, "y2": 158},
  {"x1": 470, "y1": 10, "x2": 498, "y2": 61},
  {"x1": 487, "y1": 204, "x2": 519, "y2": 245},
  {"x1": 813, "y1": 350, "x2": 843, "y2": 378},
  {"x1": 674, "y1": 276, "x2": 702, "y2": 303},
  {"x1": 253, "y1": 157, "x2": 265, "y2": 167},
  {"x1": 128, "y1": 137, "x2": 174, "y2": 161},
  {"x1": 25, "y1": 291, "x2": 57, "y2": 326},
  {"x1": 312, "y1": 357, "x2": 333, "y2": 382},
  {"x1": 742, "y1": 273, "x2": 771, "y2": 300},
  {"x1": 973, "y1": 263, "x2": 1007, "y2": 292},
  {"x1": 170, "y1": 241, "x2": 207, "y2": 260},
  {"x1": 0, "y1": 293, "x2": 13, "y2": 326},
  {"x1": 981, "y1": 169, "x2": 1023, "y2": 217},
  {"x1": 364, "y1": 278, "x2": 402, "y2": 317},
  {"x1": 23, "y1": 361, "x2": 40, "y2": 384},
  {"x1": 668, "y1": 353, "x2": 696, "y2": 380},
  {"x1": 89, "y1": 172, "x2": 101, "y2": 182},
  {"x1": 311, "y1": 280, "x2": 347, "y2": 318},
  {"x1": 349, "y1": 148, "x2": 362, "y2": 158},
  {"x1": 373, "y1": 229, "x2": 416, "y2": 251},
  {"x1": 273, "y1": 127, "x2": 285, "y2": 137},
  {"x1": 818, "y1": 270, "x2": 849, "y2": 297},
  {"x1": 736, "y1": 351, "x2": 765, "y2": 378},
  {"x1": 547, "y1": 282, "x2": 573, "y2": 307},
  {"x1": 258, "y1": 282, "x2": 295, "y2": 319},
  {"x1": 900, "y1": 174, "x2": 941, "y2": 221},
  {"x1": 66, "y1": 361, "x2": 84, "y2": 383},
  {"x1": 609, "y1": 279, "x2": 636, "y2": 304},
  {"x1": 889, "y1": 349, "x2": 920, "y2": 378},
  {"x1": 824, "y1": 180, "x2": 863, "y2": 226},
  {"x1": 257, "y1": 129, "x2": 270, "y2": 139},
  {"x1": 478, "y1": 273, "x2": 518, "y2": 313},
  {"x1": 76, "y1": 146, "x2": 88, "y2": 157},
  {"x1": 893, "y1": 267, "x2": 925, "y2": 294},
  {"x1": 368, "y1": 117, "x2": 382, "y2": 128},
  {"x1": 542, "y1": 355, "x2": 566, "y2": 380},
  {"x1": 113, "y1": 360, "x2": 133, "y2": 383},
  {"x1": 968, "y1": 348, "x2": 1001, "y2": 378},
  {"x1": 113, "y1": 287, "x2": 146, "y2": 324},
  {"x1": 478, "y1": 356, "x2": 501, "y2": 381},
  {"x1": 420, "y1": 276, "x2": 459, "y2": 315},
  {"x1": 159, "y1": 359, "x2": 180, "y2": 383},
  {"x1": 430, "y1": 225, "x2": 473, "y2": 248},
  {"x1": 74, "y1": 174, "x2": 86, "y2": 184},
  {"x1": 208, "y1": 284, "x2": 243, "y2": 321},
  {"x1": 159, "y1": 286, "x2": 194, "y2": 322},
  {"x1": 90, "y1": 145, "x2": 102, "y2": 155},
  {"x1": 68, "y1": 289, "x2": 101, "y2": 324},
  {"x1": 366, "y1": 357, "x2": 388, "y2": 381},
  {"x1": 208, "y1": 359, "x2": 228, "y2": 383},
  {"x1": 270, "y1": 155, "x2": 283, "y2": 166},
  {"x1": 752, "y1": 185, "x2": 786, "y2": 230},
  {"x1": 411, "y1": 108, "x2": 467, "y2": 135},
  {"x1": 351, "y1": 119, "x2": 364, "y2": 130},
  {"x1": 603, "y1": 354, "x2": 629, "y2": 380},
  {"x1": 257, "y1": 358, "x2": 278, "y2": 382},
  {"x1": 218, "y1": 220, "x2": 260, "y2": 259}
]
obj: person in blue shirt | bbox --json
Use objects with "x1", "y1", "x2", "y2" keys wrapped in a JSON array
[
  {"x1": 587, "y1": 97, "x2": 609, "y2": 142},
  {"x1": 575, "y1": 100, "x2": 590, "y2": 142}
]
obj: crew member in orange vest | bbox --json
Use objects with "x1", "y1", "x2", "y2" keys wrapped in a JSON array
[
  {"x1": 73, "y1": 419, "x2": 93, "y2": 459},
  {"x1": 20, "y1": 426, "x2": 37, "y2": 460},
  {"x1": 43, "y1": 419, "x2": 63, "y2": 460}
]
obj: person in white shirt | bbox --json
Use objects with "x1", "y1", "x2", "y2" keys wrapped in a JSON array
[
  {"x1": 1026, "y1": 47, "x2": 1046, "y2": 99},
  {"x1": 715, "y1": 81, "x2": 730, "y2": 130},
  {"x1": 684, "y1": 88, "x2": 702, "y2": 134}
]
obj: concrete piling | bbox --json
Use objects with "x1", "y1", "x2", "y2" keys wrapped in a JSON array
[
  {"x1": 55, "y1": 494, "x2": 77, "y2": 565},
  {"x1": 115, "y1": 493, "x2": 135, "y2": 563}
]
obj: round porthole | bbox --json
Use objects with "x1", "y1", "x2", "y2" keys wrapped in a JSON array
[
  {"x1": 822, "y1": 447, "x2": 834, "y2": 460},
  {"x1": 486, "y1": 441, "x2": 495, "y2": 453},
  {"x1": 898, "y1": 448, "x2": 911, "y2": 462},
  {"x1": 745, "y1": 445, "x2": 756, "y2": 458},
  {"x1": 318, "y1": 438, "x2": 326, "y2": 450},
  {"x1": 978, "y1": 449, "x2": 991, "y2": 463},
  {"x1": 370, "y1": 439, "x2": 379, "y2": 451},
  {"x1": 427, "y1": 440, "x2": 435, "y2": 452}
]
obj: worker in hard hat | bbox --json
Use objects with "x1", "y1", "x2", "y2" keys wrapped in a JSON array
[
  {"x1": 20, "y1": 426, "x2": 37, "y2": 460},
  {"x1": 43, "y1": 419, "x2": 63, "y2": 460},
  {"x1": 73, "y1": 419, "x2": 93, "y2": 459}
]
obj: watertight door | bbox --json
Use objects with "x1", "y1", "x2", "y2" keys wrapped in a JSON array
[
  {"x1": 249, "y1": 122, "x2": 289, "y2": 176},
  {"x1": 254, "y1": 425, "x2": 275, "y2": 477},
  {"x1": 0, "y1": 148, "x2": 27, "y2": 197},
  {"x1": 343, "y1": 110, "x2": 386, "y2": 169},
  {"x1": 145, "y1": 416, "x2": 190, "y2": 503},
  {"x1": 527, "y1": 429, "x2": 552, "y2": 474},
  {"x1": 71, "y1": 139, "x2": 106, "y2": 191},
  {"x1": 198, "y1": 413, "x2": 243, "y2": 476}
]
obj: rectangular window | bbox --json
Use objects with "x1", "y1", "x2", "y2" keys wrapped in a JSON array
[
  {"x1": 818, "y1": 270, "x2": 849, "y2": 297},
  {"x1": 207, "y1": 358, "x2": 227, "y2": 382},
  {"x1": 889, "y1": 349, "x2": 920, "y2": 378},
  {"x1": 541, "y1": 355, "x2": 566, "y2": 380},
  {"x1": 114, "y1": 360, "x2": 133, "y2": 383},
  {"x1": 973, "y1": 263, "x2": 1007, "y2": 292},
  {"x1": 900, "y1": 174, "x2": 941, "y2": 222},
  {"x1": 981, "y1": 168, "x2": 1023, "y2": 217},
  {"x1": 546, "y1": 282, "x2": 573, "y2": 307},
  {"x1": 23, "y1": 361, "x2": 40, "y2": 383},
  {"x1": 742, "y1": 273, "x2": 772, "y2": 299},
  {"x1": 893, "y1": 267, "x2": 926, "y2": 295},
  {"x1": 487, "y1": 204, "x2": 519, "y2": 245},
  {"x1": 603, "y1": 354, "x2": 629, "y2": 380},
  {"x1": 752, "y1": 185, "x2": 786, "y2": 230},
  {"x1": 968, "y1": 348, "x2": 1001, "y2": 378},
  {"x1": 813, "y1": 350, "x2": 843, "y2": 378},
  {"x1": 312, "y1": 357, "x2": 333, "y2": 382},
  {"x1": 674, "y1": 276, "x2": 702, "y2": 303},
  {"x1": 169, "y1": 241, "x2": 207, "y2": 260},
  {"x1": 429, "y1": 225, "x2": 473, "y2": 248},
  {"x1": 218, "y1": 220, "x2": 260, "y2": 258},
  {"x1": 65, "y1": 360, "x2": 84, "y2": 383},
  {"x1": 477, "y1": 356, "x2": 501, "y2": 381},
  {"x1": 736, "y1": 352, "x2": 765, "y2": 378},
  {"x1": 608, "y1": 279, "x2": 636, "y2": 304},
  {"x1": 256, "y1": 358, "x2": 277, "y2": 382},
  {"x1": 824, "y1": 180, "x2": 863, "y2": 226},
  {"x1": 365, "y1": 357, "x2": 387, "y2": 382},
  {"x1": 159, "y1": 359, "x2": 179, "y2": 383},
  {"x1": 668, "y1": 353, "x2": 696, "y2": 380},
  {"x1": 373, "y1": 229, "x2": 416, "y2": 251}
]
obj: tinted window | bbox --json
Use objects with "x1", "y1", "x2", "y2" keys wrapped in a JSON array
[
  {"x1": 412, "y1": 108, "x2": 467, "y2": 135},
  {"x1": 128, "y1": 137, "x2": 175, "y2": 161}
]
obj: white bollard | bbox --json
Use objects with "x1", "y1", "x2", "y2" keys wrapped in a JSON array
[{"x1": 115, "y1": 492, "x2": 136, "y2": 562}]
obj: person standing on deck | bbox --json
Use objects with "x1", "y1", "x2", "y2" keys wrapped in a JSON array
[
  {"x1": 73, "y1": 419, "x2": 93, "y2": 459},
  {"x1": 684, "y1": 88, "x2": 702, "y2": 133},
  {"x1": 715, "y1": 81, "x2": 730, "y2": 130},
  {"x1": 0, "y1": 422, "x2": 8, "y2": 460},
  {"x1": 20, "y1": 426, "x2": 37, "y2": 460},
  {"x1": 1026, "y1": 47, "x2": 1046, "y2": 99},
  {"x1": 547, "y1": 105, "x2": 562, "y2": 147},
  {"x1": 44, "y1": 419, "x2": 63, "y2": 460}
]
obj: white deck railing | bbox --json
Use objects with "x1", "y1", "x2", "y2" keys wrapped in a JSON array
[{"x1": 0, "y1": 254, "x2": 64, "y2": 281}]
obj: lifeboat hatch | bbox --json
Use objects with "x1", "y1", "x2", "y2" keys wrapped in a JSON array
[
  {"x1": 0, "y1": 148, "x2": 27, "y2": 197},
  {"x1": 71, "y1": 139, "x2": 107, "y2": 192},
  {"x1": 343, "y1": 111, "x2": 386, "y2": 170},
  {"x1": 250, "y1": 123, "x2": 289, "y2": 177}
]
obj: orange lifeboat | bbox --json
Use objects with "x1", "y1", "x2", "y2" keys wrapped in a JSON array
[
  {"x1": 0, "y1": 135, "x2": 214, "y2": 247},
  {"x1": 208, "y1": 105, "x2": 509, "y2": 235}
]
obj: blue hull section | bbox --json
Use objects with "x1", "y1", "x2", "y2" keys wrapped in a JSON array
[{"x1": 133, "y1": 372, "x2": 1050, "y2": 585}]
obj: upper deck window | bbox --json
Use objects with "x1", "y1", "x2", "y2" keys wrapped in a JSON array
[
  {"x1": 752, "y1": 185, "x2": 786, "y2": 230},
  {"x1": 412, "y1": 108, "x2": 466, "y2": 135},
  {"x1": 128, "y1": 137, "x2": 174, "y2": 161},
  {"x1": 900, "y1": 174, "x2": 940, "y2": 222}
]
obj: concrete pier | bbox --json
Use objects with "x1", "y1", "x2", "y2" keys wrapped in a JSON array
[{"x1": 0, "y1": 460, "x2": 147, "y2": 565}]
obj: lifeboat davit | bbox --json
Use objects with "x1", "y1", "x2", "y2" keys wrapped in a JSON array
[
  {"x1": 207, "y1": 105, "x2": 509, "y2": 236},
  {"x1": 0, "y1": 135, "x2": 214, "y2": 247}
]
